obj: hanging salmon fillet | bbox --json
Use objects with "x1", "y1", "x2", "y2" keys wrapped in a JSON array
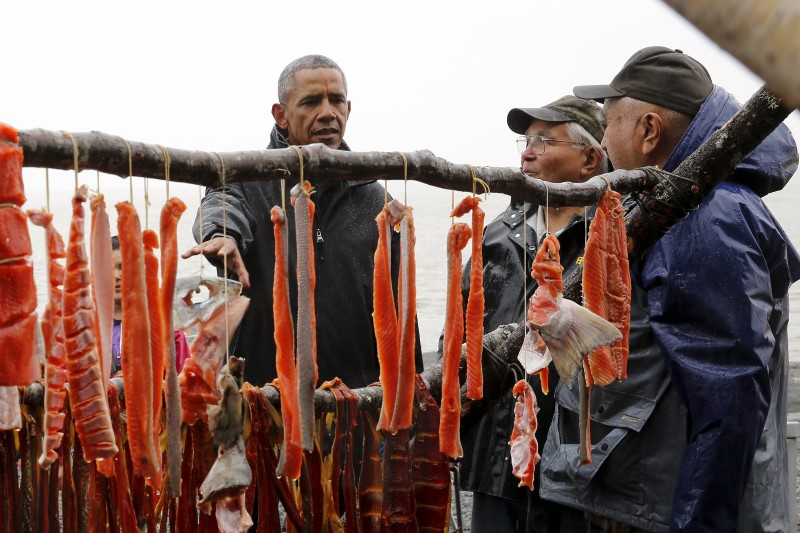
[
  {"x1": 439, "y1": 222, "x2": 471, "y2": 459},
  {"x1": 509, "y1": 379, "x2": 540, "y2": 489},
  {"x1": 89, "y1": 193, "x2": 114, "y2": 389},
  {"x1": 271, "y1": 205, "x2": 302, "y2": 480},
  {"x1": 28, "y1": 209, "x2": 68, "y2": 467},
  {"x1": 115, "y1": 201, "x2": 159, "y2": 478},
  {"x1": 291, "y1": 181, "x2": 318, "y2": 452},
  {"x1": 450, "y1": 196, "x2": 485, "y2": 401},
  {"x1": 373, "y1": 204, "x2": 399, "y2": 434},
  {"x1": 0, "y1": 122, "x2": 39, "y2": 389},
  {"x1": 64, "y1": 185, "x2": 118, "y2": 462},
  {"x1": 583, "y1": 188, "x2": 632, "y2": 383},
  {"x1": 525, "y1": 234, "x2": 621, "y2": 388},
  {"x1": 143, "y1": 228, "x2": 165, "y2": 487},
  {"x1": 388, "y1": 199, "x2": 417, "y2": 434},
  {"x1": 160, "y1": 196, "x2": 186, "y2": 497}
]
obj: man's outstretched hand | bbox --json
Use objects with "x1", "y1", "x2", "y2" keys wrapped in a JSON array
[{"x1": 182, "y1": 236, "x2": 251, "y2": 289}]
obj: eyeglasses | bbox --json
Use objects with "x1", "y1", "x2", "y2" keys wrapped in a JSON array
[{"x1": 516, "y1": 135, "x2": 588, "y2": 155}]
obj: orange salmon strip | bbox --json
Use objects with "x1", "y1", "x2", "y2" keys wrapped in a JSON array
[
  {"x1": 28, "y1": 209, "x2": 68, "y2": 467},
  {"x1": 389, "y1": 200, "x2": 416, "y2": 433},
  {"x1": 143, "y1": 228, "x2": 165, "y2": 486},
  {"x1": 115, "y1": 201, "x2": 158, "y2": 479},
  {"x1": 373, "y1": 205, "x2": 399, "y2": 433},
  {"x1": 0, "y1": 125, "x2": 39, "y2": 388},
  {"x1": 439, "y1": 222, "x2": 471, "y2": 459},
  {"x1": 271, "y1": 206, "x2": 302, "y2": 479},
  {"x1": 451, "y1": 196, "x2": 485, "y2": 401},
  {"x1": 63, "y1": 186, "x2": 118, "y2": 461}
]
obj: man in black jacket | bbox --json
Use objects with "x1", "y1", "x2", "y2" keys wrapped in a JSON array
[
  {"x1": 460, "y1": 95, "x2": 608, "y2": 532},
  {"x1": 183, "y1": 54, "x2": 422, "y2": 389}
]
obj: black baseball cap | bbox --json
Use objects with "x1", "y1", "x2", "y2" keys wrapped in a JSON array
[
  {"x1": 507, "y1": 95, "x2": 606, "y2": 144},
  {"x1": 573, "y1": 46, "x2": 713, "y2": 117}
]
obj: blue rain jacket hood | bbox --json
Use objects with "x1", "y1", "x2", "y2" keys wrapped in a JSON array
[{"x1": 640, "y1": 85, "x2": 800, "y2": 531}]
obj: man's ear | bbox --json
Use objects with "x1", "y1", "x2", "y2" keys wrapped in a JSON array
[
  {"x1": 640, "y1": 112, "x2": 663, "y2": 157},
  {"x1": 272, "y1": 103, "x2": 288, "y2": 128},
  {"x1": 580, "y1": 146, "x2": 604, "y2": 177}
]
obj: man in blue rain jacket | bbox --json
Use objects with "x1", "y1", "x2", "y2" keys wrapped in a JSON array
[{"x1": 541, "y1": 46, "x2": 800, "y2": 532}]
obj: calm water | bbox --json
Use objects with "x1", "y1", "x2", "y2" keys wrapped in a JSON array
[{"x1": 20, "y1": 169, "x2": 800, "y2": 361}]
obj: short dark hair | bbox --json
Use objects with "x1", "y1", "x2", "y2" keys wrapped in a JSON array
[
  {"x1": 111, "y1": 235, "x2": 119, "y2": 251},
  {"x1": 277, "y1": 55, "x2": 347, "y2": 105}
]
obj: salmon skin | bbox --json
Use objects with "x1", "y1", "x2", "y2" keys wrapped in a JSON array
[
  {"x1": 451, "y1": 196, "x2": 485, "y2": 401},
  {"x1": 64, "y1": 185, "x2": 118, "y2": 462},
  {"x1": 509, "y1": 379, "x2": 540, "y2": 489},
  {"x1": 160, "y1": 196, "x2": 187, "y2": 497},
  {"x1": 0, "y1": 122, "x2": 39, "y2": 388},
  {"x1": 271, "y1": 205, "x2": 302, "y2": 480},
  {"x1": 523, "y1": 234, "x2": 621, "y2": 388},
  {"x1": 583, "y1": 188, "x2": 631, "y2": 383},
  {"x1": 439, "y1": 222, "x2": 472, "y2": 459},
  {"x1": 89, "y1": 193, "x2": 113, "y2": 390},
  {"x1": 291, "y1": 181, "x2": 317, "y2": 452},
  {"x1": 28, "y1": 209, "x2": 68, "y2": 467}
]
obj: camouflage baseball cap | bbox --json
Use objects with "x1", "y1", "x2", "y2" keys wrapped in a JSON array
[
  {"x1": 573, "y1": 46, "x2": 713, "y2": 117},
  {"x1": 507, "y1": 95, "x2": 606, "y2": 144}
]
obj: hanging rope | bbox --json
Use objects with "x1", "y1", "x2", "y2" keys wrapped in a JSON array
[
  {"x1": 64, "y1": 132, "x2": 79, "y2": 190},
  {"x1": 119, "y1": 136, "x2": 134, "y2": 205},
  {"x1": 214, "y1": 152, "x2": 230, "y2": 361},
  {"x1": 45, "y1": 168, "x2": 51, "y2": 213}
]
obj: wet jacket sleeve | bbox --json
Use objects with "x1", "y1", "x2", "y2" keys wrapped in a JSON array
[
  {"x1": 638, "y1": 186, "x2": 776, "y2": 531},
  {"x1": 191, "y1": 183, "x2": 256, "y2": 258}
]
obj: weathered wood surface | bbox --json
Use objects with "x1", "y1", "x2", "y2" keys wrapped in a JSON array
[
  {"x1": 663, "y1": 0, "x2": 800, "y2": 110},
  {"x1": 17, "y1": 128, "x2": 655, "y2": 207}
]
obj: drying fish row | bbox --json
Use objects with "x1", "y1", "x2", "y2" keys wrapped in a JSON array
[{"x1": 0, "y1": 116, "x2": 632, "y2": 531}]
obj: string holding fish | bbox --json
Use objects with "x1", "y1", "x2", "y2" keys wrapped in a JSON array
[
  {"x1": 64, "y1": 132, "x2": 80, "y2": 190},
  {"x1": 143, "y1": 175, "x2": 151, "y2": 229},
  {"x1": 544, "y1": 182, "x2": 551, "y2": 234},
  {"x1": 198, "y1": 185, "x2": 204, "y2": 277},
  {"x1": 398, "y1": 151, "x2": 408, "y2": 205},
  {"x1": 44, "y1": 168, "x2": 51, "y2": 213},
  {"x1": 468, "y1": 164, "x2": 491, "y2": 200},
  {"x1": 119, "y1": 136, "x2": 134, "y2": 205},
  {"x1": 290, "y1": 145, "x2": 315, "y2": 199},
  {"x1": 214, "y1": 151, "x2": 231, "y2": 362},
  {"x1": 159, "y1": 144, "x2": 171, "y2": 199}
]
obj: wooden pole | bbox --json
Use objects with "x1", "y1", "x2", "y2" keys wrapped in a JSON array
[
  {"x1": 15, "y1": 128, "x2": 653, "y2": 207},
  {"x1": 663, "y1": 0, "x2": 800, "y2": 110}
]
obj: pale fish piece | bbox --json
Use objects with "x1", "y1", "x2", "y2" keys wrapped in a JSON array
[
  {"x1": 517, "y1": 328, "x2": 552, "y2": 376},
  {"x1": 173, "y1": 275, "x2": 243, "y2": 331},
  {"x1": 530, "y1": 296, "x2": 622, "y2": 388},
  {"x1": 0, "y1": 386, "x2": 21, "y2": 430}
]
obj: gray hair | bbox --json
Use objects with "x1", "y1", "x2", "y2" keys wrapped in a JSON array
[
  {"x1": 277, "y1": 55, "x2": 348, "y2": 105},
  {"x1": 565, "y1": 121, "x2": 611, "y2": 174}
]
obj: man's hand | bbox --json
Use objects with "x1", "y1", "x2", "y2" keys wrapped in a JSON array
[{"x1": 181, "y1": 236, "x2": 251, "y2": 289}]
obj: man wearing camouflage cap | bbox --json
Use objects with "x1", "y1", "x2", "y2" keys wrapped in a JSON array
[{"x1": 456, "y1": 95, "x2": 609, "y2": 532}]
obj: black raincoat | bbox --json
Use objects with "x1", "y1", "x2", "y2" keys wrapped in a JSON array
[{"x1": 192, "y1": 125, "x2": 423, "y2": 389}]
